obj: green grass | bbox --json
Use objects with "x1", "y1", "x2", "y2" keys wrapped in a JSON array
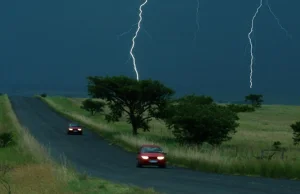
[
  {"x1": 40, "y1": 96, "x2": 300, "y2": 179},
  {"x1": 0, "y1": 94, "x2": 160, "y2": 194}
]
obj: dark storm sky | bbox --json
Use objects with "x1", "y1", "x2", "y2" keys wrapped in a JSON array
[{"x1": 0, "y1": 0, "x2": 299, "y2": 104}]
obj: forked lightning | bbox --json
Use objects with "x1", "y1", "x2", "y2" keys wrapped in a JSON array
[
  {"x1": 248, "y1": 0, "x2": 263, "y2": 89},
  {"x1": 117, "y1": 23, "x2": 138, "y2": 40},
  {"x1": 265, "y1": 0, "x2": 292, "y2": 39},
  {"x1": 129, "y1": 0, "x2": 149, "y2": 81},
  {"x1": 247, "y1": 0, "x2": 291, "y2": 88}
]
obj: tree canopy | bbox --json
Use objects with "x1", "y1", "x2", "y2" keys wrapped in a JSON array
[
  {"x1": 87, "y1": 75, "x2": 175, "y2": 135},
  {"x1": 245, "y1": 94, "x2": 264, "y2": 108},
  {"x1": 175, "y1": 94, "x2": 214, "y2": 105},
  {"x1": 80, "y1": 99, "x2": 105, "y2": 116},
  {"x1": 164, "y1": 95, "x2": 239, "y2": 146}
]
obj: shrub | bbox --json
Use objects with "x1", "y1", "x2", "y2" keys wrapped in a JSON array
[
  {"x1": 291, "y1": 121, "x2": 300, "y2": 145},
  {"x1": 245, "y1": 94, "x2": 264, "y2": 108},
  {"x1": 165, "y1": 102, "x2": 239, "y2": 146},
  {"x1": 40, "y1": 93, "x2": 47, "y2": 98},
  {"x1": 0, "y1": 132, "x2": 15, "y2": 148},
  {"x1": 175, "y1": 94, "x2": 214, "y2": 105},
  {"x1": 272, "y1": 141, "x2": 282, "y2": 150},
  {"x1": 226, "y1": 104, "x2": 255, "y2": 113},
  {"x1": 80, "y1": 99, "x2": 105, "y2": 116}
]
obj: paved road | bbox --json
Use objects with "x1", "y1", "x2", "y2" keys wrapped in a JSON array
[{"x1": 9, "y1": 96, "x2": 300, "y2": 194}]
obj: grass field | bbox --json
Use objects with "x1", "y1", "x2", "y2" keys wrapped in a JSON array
[
  {"x1": 40, "y1": 96, "x2": 300, "y2": 179},
  {"x1": 0, "y1": 94, "x2": 160, "y2": 194}
]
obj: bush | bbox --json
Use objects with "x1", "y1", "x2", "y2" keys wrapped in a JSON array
[
  {"x1": 245, "y1": 94, "x2": 264, "y2": 108},
  {"x1": 291, "y1": 121, "x2": 300, "y2": 145},
  {"x1": 40, "y1": 93, "x2": 47, "y2": 98},
  {"x1": 272, "y1": 141, "x2": 283, "y2": 150},
  {"x1": 80, "y1": 99, "x2": 105, "y2": 116},
  {"x1": 226, "y1": 104, "x2": 255, "y2": 113},
  {"x1": 165, "y1": 102, "x2": 239, "y2": 146},
  {"x1": 175, "y1": 94, "x2": 214, "y2": 105},
  {"x1": 0, "y1": 132, "x2": 14, "y2": 148}
]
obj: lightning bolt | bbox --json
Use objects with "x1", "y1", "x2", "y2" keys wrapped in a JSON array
[
  {"x1": 248, "y1": 0, "x2": 263, "y2": 89},
  {"x1": 129, "y1": 0, "x2": 148, "y2": 81},
  {"x1": 193, "y1": 0, "x2": 200, "y2": 41},
  {"x1": 118, "y1": 25, "x2": 152, "y2": 66},
  {"x1": 265, "y1": 0, "x2": 292, "y2": 39},
  {"x1": 247, "y1": 0, "x2": 292, "y2": 88}
]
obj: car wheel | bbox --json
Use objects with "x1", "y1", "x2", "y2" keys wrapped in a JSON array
[
  {"x1": 159, "y1": 164, "x2": 166, "y2": 168},
  {"x1": 79, "y1": 131, "x2": 83, "y2": 135}
]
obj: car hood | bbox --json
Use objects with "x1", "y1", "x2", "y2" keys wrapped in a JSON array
[{"x1": 141, "y1": 153, "x2": 165, "y2": 157}]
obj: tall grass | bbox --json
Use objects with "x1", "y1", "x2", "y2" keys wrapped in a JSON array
[
  {"x1": 0, "y1": 95, "x2": 160, "y2": 194},
  {"x1": 41, "y1": 96, "x2": 300, "y2": 179}
]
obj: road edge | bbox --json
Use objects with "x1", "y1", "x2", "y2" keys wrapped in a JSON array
[{"x1": 8, "y1": 95, "x2": 162, "y2": 194}]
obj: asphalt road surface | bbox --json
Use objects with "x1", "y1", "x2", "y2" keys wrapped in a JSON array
[{"x1": 9, "y1": 96, "x2": 300, "y2": 194}]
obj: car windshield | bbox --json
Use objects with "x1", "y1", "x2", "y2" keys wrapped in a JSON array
[
  {"x1": 69, "y1": 123, "x2": 79, "y2": 127},
  {"x1": 141, "y1": 146, "x2": 163, "y2": 153}
]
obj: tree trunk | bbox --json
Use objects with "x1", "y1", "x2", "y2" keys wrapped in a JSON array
[
  {"x1": 132, "y1": 122, "x2": 138, "y2": 136},
  {"x1": 129, "y1": 111, "x2": 138, "y2": 136}
]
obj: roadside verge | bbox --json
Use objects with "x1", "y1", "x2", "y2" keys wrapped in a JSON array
[
  {"x1": 38, "y1": 96, "x2": 300, "y2": 180},
  {"x1": 0, "y1": 94, "x2": 160, "y2": 194}
]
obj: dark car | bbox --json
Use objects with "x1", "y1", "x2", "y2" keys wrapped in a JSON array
[
  {"x1": 136, "y1": 144, "x2": 167, "y2": 168},
  {"x1": 67, "y1": 123, "x2": 83, "y2": 135}
]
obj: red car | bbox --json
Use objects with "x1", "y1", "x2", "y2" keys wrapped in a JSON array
[
  {"x1": 136, "y1": 144, "x2": 167, "y2": 168},
  {"x1": 67, "y1": 123, "x2": 83, "y2": 135}
]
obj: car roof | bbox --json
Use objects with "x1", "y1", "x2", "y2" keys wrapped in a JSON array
[{"x1": 69, "y1": 123, "x2": 79, "y2": 126}]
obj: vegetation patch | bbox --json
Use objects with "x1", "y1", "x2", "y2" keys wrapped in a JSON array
[
  {"x1": 0, "y1": 94, "x2": 160, "y2": 194},
  {"x1": 39, "y1": 75, "x2": 300, "y2": 180}
]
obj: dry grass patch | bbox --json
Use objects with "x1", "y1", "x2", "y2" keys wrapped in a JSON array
[{"x1": 7, "y1": 164, "x2": 68, "y2": 194}]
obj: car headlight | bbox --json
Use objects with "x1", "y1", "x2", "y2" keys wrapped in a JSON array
[
  {"x1": 68, "y1": 128, "x2": 73, "y2": 131},
  {"x1": 157, "y1": 156, "x2": 164, "y2": 160},
  {"x1": 141, "y1": 156, "x2": 149, "y2": 159},
  {"x1": 78, "y1": 128, "x2": 82, "y2": 131}
]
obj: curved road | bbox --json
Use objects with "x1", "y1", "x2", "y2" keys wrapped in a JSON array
[{"x1": 9, "y1": 96, "x2": 300, "y2": 194}]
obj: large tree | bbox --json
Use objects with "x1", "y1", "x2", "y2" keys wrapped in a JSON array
[{"x1": 87, "y1": 76, "x2": 174, "y2": 135}]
